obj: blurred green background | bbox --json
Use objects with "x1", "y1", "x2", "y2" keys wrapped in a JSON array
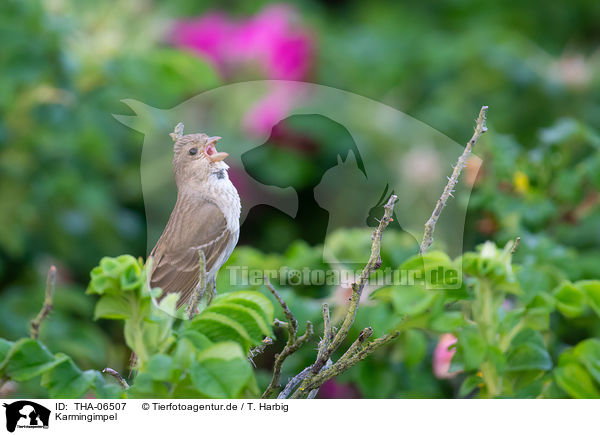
[{"x1": 1, "y1": 0, "x2": 599, "y2": 398}]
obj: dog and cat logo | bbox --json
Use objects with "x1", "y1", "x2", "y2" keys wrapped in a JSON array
[{"x1": 2, "y1": 401, "x2": 50, "y2": 432}]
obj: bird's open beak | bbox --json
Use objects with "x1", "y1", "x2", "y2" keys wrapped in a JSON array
[{"x1": 204, "y1": 136, "x2": 229, "y2": 163}]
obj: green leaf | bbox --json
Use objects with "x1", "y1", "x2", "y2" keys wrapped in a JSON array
[
  {"x1": 128, "y1": 372, "x2": 171, "y2": 398},
  {"x1": 94, "y1": 294, "x2": 131, "y2": 320},
  {"x1": 93, "y1": 372, "x2": 124, "y2": 399},
  {"x1": 41, "y1": 357, "x2": 95, "y2": 398},
  {"x1": 178, "y1": 330, "x2": 213, "y2": 352},
  {"x1": 205, "y1": 302, "x2": 272, "y2": 342},
  {"x1": 553, "y1": 281, "x2": 586, "y2": 318},
  {"x1": 573, "y1": 339, "x2": 600, "y2": 384},
  {"x1": 387, "y1": 285, "x2": 437, "y2": 316},
  {"x1": 576, "y1": 280, "x2": 600, "y2": 317},
  {"x1": 0, "y1": 339, "x2": 67, "y2": 381},
  {"x1": 190, "y1": 342, "x2": 252, "y2": 398},
  {"x1": 459, "y1": 374, "x2": 481, "y2": 397},
  {"x1": 216, "y1": 291, "x2": 274, "y2": 325},
  {"x1": 191, "y1": 312, "x2": 252, "y2": 350},
  {"x1": 429, "y1": 311, "x2": 465, "y2": 332},
  {"x1": 457, "y1": 327, "x2": 487, "y2": 370},
  {"x1": 402, "y1": 330, "x2": 427, "y2": 368},
  {"x1": 506, "y1": 342, "x2": 552, "y2": 372},
  {"x1": 146, "y1": 354, "x2": 173, "y2": 382},
  {"x1": 554, "y1": 363, "x2": 600, "y2": 398},
  {"x1": 0, "y1": 338, "x2": 14, "y2": 363}
]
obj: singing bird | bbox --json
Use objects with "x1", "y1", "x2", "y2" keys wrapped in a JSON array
[{"x1": 149, "y1": 123, "x2": 241, "y2": 317}]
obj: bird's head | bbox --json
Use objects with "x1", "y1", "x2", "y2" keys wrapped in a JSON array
[{"x1": 170, "y1": 122, "x2": 230, "y2": 187}]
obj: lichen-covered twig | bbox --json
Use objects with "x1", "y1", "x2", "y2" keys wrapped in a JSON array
[
  {"x1": 30, "y1": 266, "x2": 57, "y2": 340},
  {"x1": 262, "y1": 277, "x2": 314, "y2": 398},
  {"x1": 419, "y1": 106, "x2": 488, "y2": 254},
  {"x1": 316, "y1": 303, "x2": 334, "y2": 363},
  {"x1": 285, "y1": 195, "x2": 398, "y2": 398},
  {"x1": 294, "y1": 331, "x2": 401, "y2": 394},
  {"x1": 102, "y1": 367, "x2": 130, "y2": 389},
  {"x1": 311, "y1": 195, "x2": 397, "y2": 375}
]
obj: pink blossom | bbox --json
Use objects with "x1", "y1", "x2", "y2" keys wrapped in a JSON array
[
  {"x1": 242, "y1": 84, "x2": 299, "y2": 137},
  {"x1": 433, "y1": 333, "x2": 458, "y2": 379},
  {"x1": 169, "y1": 13, "x2": 234, "y2": 71},
  {"x1": 169, "y1": 5, "x2": 313, "y2": 81}
]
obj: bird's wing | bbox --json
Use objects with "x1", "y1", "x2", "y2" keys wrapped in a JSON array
[{"x1": 150, "y1": 197, "x2": 233, "y2": 308}]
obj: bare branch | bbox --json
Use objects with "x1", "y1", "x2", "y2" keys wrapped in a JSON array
[
  {"x1": 102, "y1": 367, "x2": 130, "y2": 389},
  {"x1": 310, "y1": 194, "x2": 397, "y2": 374},
  {"x1": 285, "y1": 195, "x2": 398, "y2": 398},
  {"x1": 511, "y1": 237, "x2": 521, "y2": 254},
  {"x1": 293, "y1": 331, "x2": 401, "y2": 395},
  {"x1": 30, "y1": 266, "x2": 57, "y2": 340},
  {"x1": 420, "y1": 106, "x2": 488, "y2": 254},
  {"x1": 316, "y1": 303, "x2": 333, "y2": 363},
  {"x1": 262, "y1": 277, "x2": 314, "y2": 398}
]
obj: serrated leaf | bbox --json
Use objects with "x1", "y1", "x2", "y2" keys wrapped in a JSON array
[
  {"x1": 216, "y1": 291, "x2": 274, "y2": 325},
  {"x1": 191, "y1": 312, "x2": 252, "y2": 350},
  {"x1": 206, "y1": 303, "x2": 271, "y2": 342},
  {"x1": 554, "y1": 363, "x2": 600, "y2": 399}
]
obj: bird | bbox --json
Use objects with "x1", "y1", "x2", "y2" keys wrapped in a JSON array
[{"x1": 148, "y1": 122, "x2": 241, "y2": 318}]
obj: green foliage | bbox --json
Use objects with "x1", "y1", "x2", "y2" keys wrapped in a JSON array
[
  {"x1": 371, "y1": 239, "x2": 600, "y2": 398},
  {"x1": 1, "y1": 255, "x2": 273, "y2": 399},
  {"x1": 1, "y1": 0, "x2": 599, "y2": 399}
]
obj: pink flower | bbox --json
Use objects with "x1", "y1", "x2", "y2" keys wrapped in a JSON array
[
  {"x1": 169, "y1": 5, "x2": 313, "y2": 81},
  {"x1": 433, "y1": 333, "x2": 458, "y2": 379},
  {"x1": 169, "y1": 13, "x2": 234, "y2": 71}
]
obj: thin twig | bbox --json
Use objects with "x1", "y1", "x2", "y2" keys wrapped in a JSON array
[
  {"x1": 307, "y1": 359, "x2": 333, "y2": 399},
  {"x1": 273, "y1": 319, "x2": 288, "y2": 329},
  {"x1": 310, "y1": 194, "x2": 397, "y2": 375},
  {"x1": 262, "y1": 277, "x2": 314, "y2": 398},
  {"x1": 294, "y1": 332, "x2": 401, "y2": 394},
  {"x1": 316, "y1": 303, "x2": 333, "y2": 363},
  {"x1": 278, "y1": 367, "x2": 311, "y2": 399},
  {"x1": 286, "y1": 195, "x2": 398, "y2": 398},
  {"x1": 248, "y1": 337, "x2": 274, "y2": 366},
  {"x1": 420, "y1": 106, "x2": 488, "y2": 254},
  {"x1": 30, "y1": 266, "x2": 57, "y2": 340},
  {"x1": 510, "y1": 237, "x2": 521, "y2": 255},
  {"x1": 102, "y1": 367, "x2": 130, "y2": 389}
]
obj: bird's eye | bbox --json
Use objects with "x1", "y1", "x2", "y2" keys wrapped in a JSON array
[{"x1": 189, "y1": 148, "x2": 198, "y2": 156}]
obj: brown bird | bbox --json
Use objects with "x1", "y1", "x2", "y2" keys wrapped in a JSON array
[{"x1": 149, "y1": 123, "x2": 241, "y2": 317}]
